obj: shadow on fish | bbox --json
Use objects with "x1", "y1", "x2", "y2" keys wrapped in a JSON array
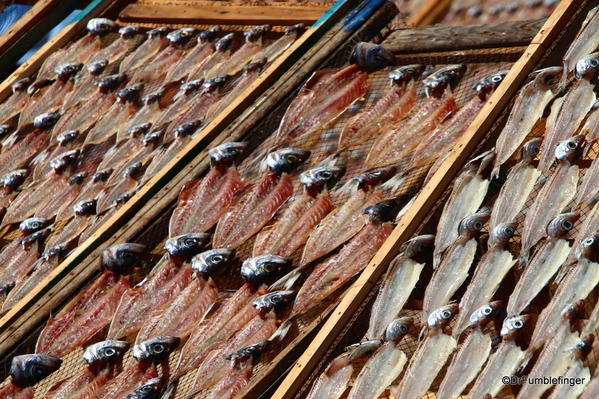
[{"x1": 350, "y1": 43, "x2": 395, "y2": 73}]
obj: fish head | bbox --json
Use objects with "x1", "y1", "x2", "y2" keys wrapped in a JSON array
[
  {"x1": 126, "y1": 377, "x2": 163, "y2": 399},
  {"x1": 42, "y1": 242, "x2": 72, "y2": 262},
  {"x1": 10, "y1": 354, "x2": 62, "y2": 387},
  {"x1": 569, "y1": 335, "x2": 594, "y2": 361},
  {"x1": 174, "y1": 121, "x2": 201, "y2": 138},
  {"x1": 83, "y1": 340, "x2": 130, "y2": 364},
  {"x1": 96, "y1": 74, "x2": 127, "y2": 93},
  {"x1": 243, "y1": 60, "x2": 267, "y2": 74},
  {"x1": 345, "y1": 340, "x2": 383, "y2": 361},
  {"x1": 88, "y1": 60, "x2": 108, "y2": 76},
  {"x1": 427, "y1": 303, "x2": 459, "y2": 330},
  {"x1": 164, "y1": 233, "x2": 211, "y2": 258},
  {"x1": 1, "y1": 169, "x2": 28, "y2": 192},
  {"x1": 198, "y1": 26, "x2": 222, "y2": 44},
  {"x1": 129, "y1": 123, "x2": 153, "y2": 139},
  {"x1": 384, "y1": 317, "x2": 414, "y2": 343},
  {"x1": 119, "y1": 25, "x2": 141, "y2": 39},
  {"x1": 253, "y1": 290, "x2": 296, "y2": 312},
  {"x1": 203, "y1": 75, "x2": 230, "y2": 94},
  {"x1": 500, "y1": 315, "x2": 529, "y2": 340},
  {"x1": 555, "y1": 134, "x2": 585, "y2": 163},
  {"x1": 516, "y1": 137, "x2": 542, "y2": 164},
  {"x1": 547, "y1": 212, "x2": 580, "y2": 238},
  {"x1": 142, "y1": 90, "x2": 162, "y2": 106},
  {"x1": 132, "y1": 336, "x2": 181, "y2": 363},
  {"x1": 362, "y1": 196, "x2": 404, "y2": 223},
  {"x1": 489, "y1": 220, "x2": 517, "y2": 248},
  {"x1": 208, "y1": 142, "x2": 248, "y2": 168},
  {"x1": 33, "y1": 112, "x2": 61, "y2": 130},
  {"x1": 423, "y1": 64, "x2": 467, "y2": 97},
  {"x1": 116, "y1": 84, "x2": 144, "y2": 103},
  {"x1": 87, "y1": 18, "x2": 117, "y2": 37},
  {"x1": 389, "y1": 65, "x2": 425, "y2": 86},
  {"x1": 191, "y1": 248, "x2": 236, "y2": 278},
  {"x1": 167, "y1": 28, "x2": 198, "y2": 46},
  {"x1": 102, "y1": 243, "x2": 148, "y2": 275},
  {"x1": 74, "y1": 199, "x2": 98, "y2": 216},
  {"x1": 124, "y1": 162, "x2": 143, "y2": 178},
  {"x1": 56, "y1": 130, "x2": 80, "y2": 146},
  {"x1": 0, "y1": 124, "x2": 13, "y2": 139},
  {"x1": 354, "y1": 166, "x2": 396, "y2": 188},
  {"x1": 92, "y1": 168, "x2": 113, "y2": 183},
  {"x1": 530, "y1": 66, "x2": 562, "y2": 88},
  {"x1": 50, "y1": 149, "x2": 80, "y2": 175},
  {"x1": 215, "y1": 33, "x2": 235, "y2": 52},
  {"x1": 575, "y1": 52, "x2": 599, "y2": 80},
  {"x1": 114, "y1": 191, "x2": 135, "y2": 208},
  {"x1": 142, "y1": 131, "x2": 163, "y2": 147},
  {"x1": 469, "y1": 301, "x2": 503, "y2": 327},
  {"x1": 458, "y1": 210, "x2": 491, "y2": 237},
  {"x1": 399, "y1": 234, "x2": 435, "y2": 260},
  {"x1": 578, "y1": 232, "x2": 599, "y2": 262},
  {"x1": 285, "y1": 23, "x2": 305, "y2": 35},
  {"x1": 20, "y1": 227, "x2": 52, "y2": 250},
  {"x1": 179, "y1": 79, "x2": 204, "y2": 96},
  {"x1": 473, "y1": 70, "x2": 509, "y2": 96},
  {"x1": 12, "y1": 77, "x2": 31, "y2": 93},
  {"x1": 299, "y1": 166, "x2": 346, "y2": 192},
  {"x1": 350, "y1": 42, "x2": 395, "y2": 73},
  {"x1": 147, "y1": 26, "x2": 170, "y2": 39},
  {"x1": 562, "y1": 300, "x2": 585, "y2": 323},
  {"x1": 225, "y1": 340, "x2": 270, "y2": 363},
  {"x1": 68, "y1": 172, "x2": 88, "y2": 186},
  {"x1": 19, "y1": 217, "x2": 51, "y2": 235},
  {"x1": 245, "y1": 24, "x2": 271, "y2": 43},
  {"x1": 54, "y1": 62, "x2": 83, "y2": 80},
  {"x1": 242, "y1": 255, "x2": 293, "y2": 286},
  {"x1": 266, "y1": 148, "x2": 311, "y2": 175}
]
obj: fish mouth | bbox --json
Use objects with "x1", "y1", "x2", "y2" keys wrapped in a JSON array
[
  {"x1": 54, "y1": 62, "x2": 83, "y2": 79},
  {"x1": 129, "y1": 123, "x2": 153, "y2": 138},
  {"x1": 2, "y1": 169, "x2": 28, "y2": 191},
  {"x1": 87, "y1": 18, "x2": 117, "y2": 36},
  {"x1": 242, "y1": 255, "x2": 293, "y2": 286},
  {"x1": 19, "y1": 217, "x2": 51, "y2": 235},
  {"x1": 50, "y1": 149, "x2": 80, "y2": 174},
  {"x1": 473, "y1": 70, "x2": 510, "y2": 93},
  {"x1": 116, "y1": 84, "x2": 144, "y2": 102},
  {"x1": 174, "y1": 121, "x2": 201, "y2": 138},
  {"x1": 96, "y1": 74, "x2": 127, "y2": 93},
  {"x1": 214, "y1": 33, "x2": 235, "y2": 52},
  {"x1": 203, "y1": 75, "x2": 229, "y2": 93},
  {"x1": 389, "y1": 65, "x2": 425, "y2": 84},
  {"x1": 74, "y1": 199, "x2": 98, "y2": 216},
  {"x1": 555, "y1": 134, "x2": 585, "y2": 162},
  {"x1": 167, "y1": 28, "x2": 198, "y2": 45},
  {"x1": 191, "y1": 248, "x2": 236, "y2": 278},
  {"x1": 350, "y1": 42, "x2": 395, "y2": 73},
  {"x1": 10, "y1": 354, "x2": 62, "y2": 387},
  {"x1": 57, "y1": 130, "x2": 80, "y2": 146},
  {"x1": 362, "y1": 196, "x2": 405, "y2": 223},
  {"x1": 246, "y1": 24, "x2": 271, "y2": 42},
  {"x1": 147, "y1": 26, "x2": 170, "y2": 38},
  {"x1": 384, "y1": 317, "x2": 414, "y2": 342},
  {"x1": 253, "y1": 290, "x2": 297, "y2": 311},
  {"x1": 119, "y1": 25, "x2": 140, "y2": 39},
  {"x1": 164, "y1": 233, "x2": 211, "y2": 258},
  {"x1": 83, "y1": 340, "x2": 130, "y2": 364},
  {"x1": 208, "y1": 142, "x2": 248, "y2": 167},
  {"x1": 198, "y1": 26, "x2": 222, "y2": 43},
  {"x1": 226, "y1": 340, "x2": 270, "y2": 362},
  {"x1": 88, "y1": 60, "x2": 108, "y2": 76},
  {"x1": 285, "y1": 23, "x2": 305, "y2": 34},
  {"x1": 424, "y1": 64, "x2": 467, "y2": 97},
  {"x1": 299, "y1": 166, "x2": 346, "y2": 191},
  {"x1": 12, "y1": 77, "x2": 31, "y2": 92}
]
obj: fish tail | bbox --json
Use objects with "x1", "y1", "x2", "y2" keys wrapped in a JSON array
[
  {"x1": 269, "y1": 269, "x2": 302, "y2": 291},
  {"x1": 380, "y1": 173, "x2": 406, "y2": 195},
  {"x1": 161, "y1": 379, "x2": 178, "y2": 399},
  {"x1": 517, "y1": 252, "x2": 529, "y2": 269}
]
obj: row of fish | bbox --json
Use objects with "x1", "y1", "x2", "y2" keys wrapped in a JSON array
[
  {"x1": 0, "y1": 19, "x2": 306, "y2": 316},
  {"x1": 438, "y1": 0, "x2": 560, "y2": 27}
]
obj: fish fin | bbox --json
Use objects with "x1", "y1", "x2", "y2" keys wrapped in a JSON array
[
  {"x1": 380, "y1": 173, "x2": 406, "y2": 195},
  {"x1": 269, "y1": 269, "x2": 302, "y2": 291},
  {"x1": 160, "y1": 380, "x2": 177, "y2": 399},
  {"x1": 554, "y1": 259, "x2": 576, "y2": 284},
  {"x1": 270, "y1": 320, "x2": 292, "y2": 342},
  {"x1": 517, "y1": 251, "x2": 530, "y2": 269},
  {"x1": 336, "y1": 178, "x2": 359, "y2": 197},
  {"x1": 2, "y1": 132, "x2": 18, "y2": 148},
  {"x1": 394, "y1": 197, "x2": 415, "y2": 223},
  {"x1": 316, "y1": 150, "x2": 348, "y2": 169},
  {"x1": 31, "y1": 148, "x2": 50, "y2": 166}
]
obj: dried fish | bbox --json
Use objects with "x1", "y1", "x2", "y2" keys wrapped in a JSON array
[
  {"x1": 120, "y1": 27, "x2": 170, "y2": 73},
  {"x1": 188, "y1": 33, "x2": 235, "y2": 82},
  {"x1": 117, "y1": 93, "x2": 162, "y2": 143},
  {"x1": 10, "y1": 354, "x2": 62, "y2": 388},
  {"x1": 561, "y1": 5, "x2": 599, "y2": 85},
  {"x1": 60, "y1": 60, "x2": 108, "y2": 113},
  {"x1": 547, "y1": 335, "x2": 593, "y2": 399},
  {"x1": 87, "y1": 26, "x2": 140, "y2": 66},
  {"x1": 0, "y1": 78, "x2": 31, "y2": 125},
  {"x1": 252, "y1": 23, "x2": 304, "y2": 63},
  {"x1": 165, "y1": 27, "x2": 221, "y2": 83},
  {"x1": 492, "y1": 66, "x2": 561, "y2": 177},
  {"x1": 150, "y1": 80, "x2": 203, "y2": 132}
]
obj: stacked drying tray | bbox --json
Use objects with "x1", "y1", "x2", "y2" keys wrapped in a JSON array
[{"x1": 271, "y1": 0, "x2": 599, "y2": 398}]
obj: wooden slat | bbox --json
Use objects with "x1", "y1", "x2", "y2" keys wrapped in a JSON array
[
  {"x1": 119, "y1": 2, "x2": 329, "y2": 25},
  {"x1": 0, "y1": 0, "x2": 380, "y2": 360},
  {"x1": 385, "y1": 19, "x2": 545, "y2": 54}
]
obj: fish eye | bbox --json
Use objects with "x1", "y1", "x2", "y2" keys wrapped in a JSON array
[
  {"x1": 399, "y1": 324, "x2": 408, "y2": 333},
  {"x1": 482, "y1": 306, "x2": 493, "y2": 315},
  {"x1": 32, "y1": 365, "x2": 45, "y2": 376},
  {"x1": 100, "y1": 24, "x2": 109, "y2": 30},
  {"x1": 406, "y1": 68, "x2": 414, "y2": 73},
  {"x1": 285, "y1": 154, "x2": 298, "y2": 163},
  {"x1": 584, "y1": 237, "x2": 596, "y2": 246},
  {"x1": 211, "y1": 255, "x2": 224, "y2": 264},
  {"x1": 591, "y1": 59, "x2": 599, "y2": 68},
  {"x1": 271, "y1": 295, "x2": 282, "y2": 303},
  {"x1": 140, "y1": 386, "x2": 154, "y2": 392},
  {"x1": 567, "y1": 140, "x2": 578, "y2": 149},
  {"x1": 104, "y1": 348, "x2": 116, "y2": 357},
  {"x1": 473, "y1": 220, "x2": 483, "y2": 230},
  {"x1": 152, "y1": 343, "x2": 165, "y2": 353},
  {"x1": 30, "y1": 222, "x2": 40, "y2": 229},
  {"x1": 562, "y1": 220, "x2": 574, "y2": 230},
  {"x1": 513, "y1": 320, "x2": 524, "y2": 328},
  {"x1": 441, "y1": 310, "x2": 452, "y2": 319},
  {"x1": 184, "y1": 238, "x2": 197, "y2": 247},
  {"x1": 374, "y1": 54, "x2": 383, "y2": 65},
  {"x1": 321, "y1": 171, "x2": 333, "y2": 179},
  {"x1": 492, "y1": 75, "x2": 503, "y2": 82},
  {"x1": 121, "y1": 251, "x2": 136, "y2": 263},
  {"x1": 264, "y1": 263, "x2": 276, "y2": 272}
]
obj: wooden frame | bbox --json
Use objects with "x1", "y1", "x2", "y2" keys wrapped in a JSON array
[
  {"x1": 0, "y1": 0, "x2": 394, "y2": 362},
  {"x1": 268, "y1": 0, "x2": 584, "y2": 397}
]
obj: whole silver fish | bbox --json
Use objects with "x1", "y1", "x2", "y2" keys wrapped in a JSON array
[
  {"x1": 453, "y1": 221, "x2": 517, "y2": 336},
  {"x1": 367, "y1": 235, "x2": 433, "y2": 340},
  {"x1": 507, "y1": 212, "x2": 578, "y2": 315},
  {"x1": 433, "y1": 150, "x2": 493, "y2": 268},
  {"x1": 492, "y1": 67, "x2": 561, "y2": 178},
  {"x1": 422, "y1": 209, "x2": 489, "y2": 323}
]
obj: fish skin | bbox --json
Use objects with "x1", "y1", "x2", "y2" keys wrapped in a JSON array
[
  {"x1": 0, "y1": 78, "x2": 31, "y2": 125},
  {"x1": 124, "y1": 377, "x2": 162, "y2": 399},
  {"x1": 528, "y1": 236, "x2": 599, "y2": 353},
  {"x1": 391, "y1": 305, "x2": 458, "y2": 399},
  {"x1": 9, "y1": 354, "x2": 62, "y2": 388},
  {"x1": 60, "y1": 60, "x2": 109, "y2": 113},
  {"x1": 453, "y1": 221, "x2": 517, "y2": 336},
  {"x1": 338, "y1": 65, "x2": 423, "y2": 152},
  {"x1": 135, "y1": 277, "x2": 218, "y2": 343},
  {"x1": 519, "y1": 135, "x2": 583, "y2": 264},
  {"x1": 507, "y1": 212, "x2": 578, "y2": 316},
  {"x1": 367, "y1": 235, "x2": 434, "y2": 340},
  {"x1": 165, "y1": 27, "x2": 221, "y2": 84},
  {"x1": 492, "y1": 67, "x2": 561, "y2": 177},
  {"x1": 36, "y1": 271, "x2": 130, "y2": 357},
  {"x1": 433, "y1": 150, "x2": 493, "y2": 268},
  {"x1": 275, "y1": 64, "x2": 368, "y2": 145},
  {"x1": 466, "y1": 315, "x2": 529, "y2": 399},
  {"x1": 561, "y1": 5, "x2": 599, "y2": 86},
  {"x1": 291, "y1": 220, "x2": 393, "y2": 318},
  {"x1": 408, "y1": 70, "x2": 508, "y2": 171},
  {"x1": 538, "y1": 56, "x2": 598, "y2": 173},
  {"x1": 107, "y1": 257, "x2": 193, "y2": 340},
  {"x1": 119, "y1": 27, "x2": 170, "y2": 73}
]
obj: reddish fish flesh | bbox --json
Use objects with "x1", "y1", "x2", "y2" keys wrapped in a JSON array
[
  {"x1": 116, "y1": 94, "x2": 162, "y2": 143},
  {"x1": 291, "y1": 220, "x2": 393, "y2": 317},
  {"x1": 0, "y1": 385, "x2": 33, "y2": 399},
  {"x1": 338, "y1": 65, "x2": 423, "y2": 151},
  {"x1": 575, "y1": 148, "x2": 599, "y2": 207},
  {"x1": 150, "y1": 80, "x2": 203, "y2": 131},
  {"x1": 252, "y1": 24, "x2": 303, "y2": 63},
  {"x1": 60, "y1": 60, "x2": 108, "y2": 113},
  {"x1": 140, "y1": 134, "x2": 192, "y2": 184},
  {"x1": 203, "y1": 361, "x2": 252, "y2": 399},
  {"x1": 275, "y1": 64, "x2": 368, "y2": 145},
  {"x1": 91, "y1": 362, "x2": 157, "y2": 399},
  {"x1": 0, "y1": 130, "x2": 49, "y2": 178},
  {"x1": 87, "y1": 26, "x2": 140, "y2": 66},
  {"x1": 0, "y1": 79, "x2": 31, "y2": 124},
  {"x1": 165, "y1": 27, "x2": 221, "y2": 83},
  {"x1": 96, "y1": 176, "x2": 139, "y2": 215},
  {"x1": 119, "y1": 27, "x2": 170, "y2": 73},
  {"x1": 188, "y1": 33, "x2": 235, "y2": 82},
  {"x1": 36, "y1": 271, "x2": 130, "y2": 357},
  {"x1": 41, "y1": 367, "x2": 109, "y2": 399},
  {"x1": 35, "y1": 174, "x2": 87, "y2": 220},
  {"x1": 491, "y1": 67, "x2": 561, "y2": 177},
  {"x1": 55, "y1": 170, "x2": 112, "y2": 221}
]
